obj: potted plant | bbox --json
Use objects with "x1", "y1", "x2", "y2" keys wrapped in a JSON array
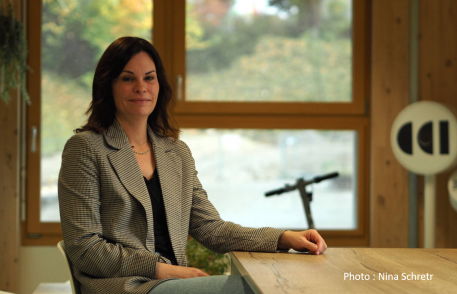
[
  {"x1": 186, "y1": 238, "x2": 231, "y2": 275},
  {"x1": 0, "y1": 1, "x2": 30, "y2": 103}
]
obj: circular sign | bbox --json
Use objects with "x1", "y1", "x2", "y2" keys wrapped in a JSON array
[
  {"x1": 391, "y1": 101, "x2": 457, "y2": 175},
  {"x1": 448, "y1": 169, "x2": 457, "y2": 212}
]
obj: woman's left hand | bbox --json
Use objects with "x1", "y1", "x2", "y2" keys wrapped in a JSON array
[{"x1": 277, "y1": 229, "x2": 327, "y2": 255}]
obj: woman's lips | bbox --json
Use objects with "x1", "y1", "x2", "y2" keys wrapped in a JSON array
[{"x1": 129, "y1": 99, "x2": 151, "y2": 103}]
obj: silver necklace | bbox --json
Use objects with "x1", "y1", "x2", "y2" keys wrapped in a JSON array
[
  {"x1": 133, "y1": 147, "x2": 151, "y2": 155},
  {"x1": 131, "y1": 138, "x2": 151, "y2": 155}
]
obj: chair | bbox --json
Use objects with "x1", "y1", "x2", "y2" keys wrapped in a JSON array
[{"x1": 57, "y1": 240, "x2": 82, "y2": 294}]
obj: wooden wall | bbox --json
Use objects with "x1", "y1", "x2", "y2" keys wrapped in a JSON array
[
  {"x1": 370, "y1": 0, "x2": 410, "y2": 247},
  {"x1": 371, "y1": 0, "x2": 457, "y2": 248},
  {"x1": 0, "y1": 92, "x2": 21, "y2": 293},
  {"x1": 419, "y1": 0, "x2": 457, "y2": 247},
  {"x1": 0, "y1": 0, "x2": 22, "y2": 292}
]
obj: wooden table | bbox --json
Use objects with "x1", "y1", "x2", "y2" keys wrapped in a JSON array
[
  {"x1": 33, "y1": 283, "x2": 72, "y2": 294},
  {"x1": 229, "y1": 248, "x2": 457, "y2": 294}
]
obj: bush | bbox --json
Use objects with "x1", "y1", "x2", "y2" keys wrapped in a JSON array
[
  {"x1": 186, "y1": 238, "x2": 230, "y2": 275},
  {"x1": 187, "y1": 33, "x2": 351, "y2": 102}
]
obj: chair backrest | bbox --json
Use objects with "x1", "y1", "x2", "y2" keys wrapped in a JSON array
[{"x1": 57, "y1": 240, "x2": 82, "y2": 294}]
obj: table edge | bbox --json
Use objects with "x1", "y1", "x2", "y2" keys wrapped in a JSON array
[{"x1": 229, "y1": 252, "x2": 263, "y2": 294}]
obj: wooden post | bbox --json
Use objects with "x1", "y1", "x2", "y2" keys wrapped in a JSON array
[
  {"x1": 371, "y1": 0, "x2": 410, "y2": 247},
  {"x1": 0, "y1": 0, "x2": 23, "y2": 292}
]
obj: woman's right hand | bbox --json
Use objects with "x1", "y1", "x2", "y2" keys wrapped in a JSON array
[{"x1": 156, "y1": 262, "x2": 209, "y2": 279}]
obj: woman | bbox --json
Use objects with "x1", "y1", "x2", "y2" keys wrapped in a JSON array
[{"x1": 58, "y1": 37, "x2": 327, "y2": 294}]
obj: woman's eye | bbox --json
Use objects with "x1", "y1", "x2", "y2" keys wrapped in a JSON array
[
  {"x1": 145, "y1": 76, "x2": 155, "y2": 81},
  {"x1": 122, "y1": 77, "x2": 133, "y2": 82}
]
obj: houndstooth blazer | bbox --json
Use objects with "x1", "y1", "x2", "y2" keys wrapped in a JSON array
[{"x1": 58, "y1": 119, "x2": 286, "y2": 294}]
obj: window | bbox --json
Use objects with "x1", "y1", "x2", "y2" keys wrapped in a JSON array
[
  {"x1": 181, "y1": 128, "x2": 358, "y2": 230},
  {"x1": 158, "y1": 0, "x2": 370, "y2": 245},
  {"x1": 185, "y1": 0, "x2": 353, "y2": 103},
  {"x1": 25, "y1": 0, "x2": 153, "y2": 244},
  {"x1": 25, "y1": 0, "x2": 370, "y2": 245}
]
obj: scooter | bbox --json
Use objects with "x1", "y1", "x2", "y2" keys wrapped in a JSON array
[{"x1": 265, "y1": 172, "x2": 339, "y2": 229}]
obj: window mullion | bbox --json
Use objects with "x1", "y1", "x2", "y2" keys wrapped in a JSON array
[{"x1": 25, "y1": 0, "x2": 43, "y2": 238}]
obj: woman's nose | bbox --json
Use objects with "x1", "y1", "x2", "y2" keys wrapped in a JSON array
[{"x1": 134, "y1": 81, "x2": 147, "y2": 93}]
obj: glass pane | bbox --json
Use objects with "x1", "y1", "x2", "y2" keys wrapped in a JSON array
[
  {"x1": 40, "y1": 0, "x2": 153, "y2": 222},
  {"x1": 181, "y1": 129, "x2": 357, "y2": 230},
  {"x1": 186, "y1": 0, "x2": 353, "y2": 102}
]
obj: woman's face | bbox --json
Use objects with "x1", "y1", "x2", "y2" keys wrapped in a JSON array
[{"x1": 112, "y1": 51, "x2": 160, "y2": 121}]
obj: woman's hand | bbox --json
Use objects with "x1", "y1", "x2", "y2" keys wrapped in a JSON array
[
  {"x1": 277, "y1": 229, "x2": 327, "y2": 255},
  {"x1": 156, "y1": 262, "x2": 209, "y2": 279}
]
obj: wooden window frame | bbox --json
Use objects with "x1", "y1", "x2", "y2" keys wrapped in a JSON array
[
  {"x1": 156, "y1": 0, "x2": 372, "y2": 247},
  {"x1": 155, "y1": 0, "x2": 370, "y2": 116},
  {"x1": 24, "y1": 0, "x2": 371, "y2": 246}
]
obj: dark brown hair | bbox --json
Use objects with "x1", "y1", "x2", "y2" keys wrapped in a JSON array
[{"x1": 76, "y1": 37, "x2": 179, "y2": 139}]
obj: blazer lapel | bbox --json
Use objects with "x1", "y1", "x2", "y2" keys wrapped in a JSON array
[
  {"x1": 149, "y1": 129, "x2": 184, "y2": 265},
  {"x1": 104, "y1": 119, "x2": 156, "y2": 252}
]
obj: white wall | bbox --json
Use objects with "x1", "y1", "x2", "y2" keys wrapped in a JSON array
[{"x1": 19, "y1": 247, "x2": 68, "y2": 294}]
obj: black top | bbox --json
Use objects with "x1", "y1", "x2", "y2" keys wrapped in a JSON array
[{"x1": 143, "y1": 169, "x2": 178, "y2": 265}]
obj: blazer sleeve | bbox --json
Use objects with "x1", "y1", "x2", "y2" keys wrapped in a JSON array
[
  {"x1": 183, "y1": 141, "x2": 287, "y2": 254},
  {"x1": 58, "y1": 134, "x2": 162, "y2": 279}
]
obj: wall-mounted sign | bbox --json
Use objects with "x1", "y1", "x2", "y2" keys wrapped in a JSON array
[
  {"x1": 448, "y1": 169, "x2": 457, "y2": 212},
  {"x1": 391, "y1": 101, "x2": 457, "y2": 175}
]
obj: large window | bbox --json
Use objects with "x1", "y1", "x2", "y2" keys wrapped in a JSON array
[
  {"x1": 186, "y1": 0, "x2": 353, "y2": 103},
  {"x1": 181, "y1": 128, "x2": 358, "y2": 230},
  {"x1": 40, "y1": 0, "x2": 152, "y2": 222},
  {"x1": 25, "y1": 0, "x2": 370, "y2": 245},
  {"x1": 25, "y1": 0, "x2": 153, "y2": 243}
]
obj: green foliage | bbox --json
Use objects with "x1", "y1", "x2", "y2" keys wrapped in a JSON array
[
  {"x1": 187, "y1": 14, "x2": 299, "y2": 74},
  {"x1": 42, "y1": 0, "x2": 152, "y2": 81},
  {"x1": 187, "y1": 33, "x2": 351, "y2": 102},
  {"x1": 319, "y1": 0, "x2": 352, "y2": 40},
  {"x1": 41, "y1": 71, "x2": 91, "y2": 156},
  {"x1": 269, "y1": 0, "x2": 351, "y2": 37},
  {"x1": 269, "y1": 0, "x2": 323, "y2": 33},
  {"x1": 186, "y1": 0, "x2": 352, "y2": 102},
  {"x1": 0, "y1": 3, "x2": 30, "y2": 103},
  {"x1": 186, "y1": 238, "x2": 230, "y2": 275}
]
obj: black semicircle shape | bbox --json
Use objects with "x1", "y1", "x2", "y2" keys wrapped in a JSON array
[
  {"x1": 418, "y1": 121, "x2": 433, "y2": 155},
  {"x1": 397, "y1": 122, "x2": 412, "y2": 155}
]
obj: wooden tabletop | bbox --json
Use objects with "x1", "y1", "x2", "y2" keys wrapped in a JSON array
[
  {"x1": 230, "y1": 248, "x2": 457, "y2": 294},
  {"x1": 33, "y1": 283, "x2": 72, "y2": 294}
]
